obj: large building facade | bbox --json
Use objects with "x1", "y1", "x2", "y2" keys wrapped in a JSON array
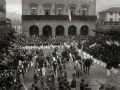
[
  {"x1": 99, "y1": 7, "x2": 120, "y2": 29},
  {"x1": 22, "y1": 0, "x2": 97, "y2": 37}
]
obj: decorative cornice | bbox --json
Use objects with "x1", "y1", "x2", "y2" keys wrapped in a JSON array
[
  {"x1": 81, "y1": 4, "x2": 89, "y2": 8},
  {"x1": 43, "y1": 3, "x2": 52, "y2": 7},
  {"x1": 29, "y1": 3, "x2": 38, "y2": 7},
  {"x1": 69, "y1": 4, "x2": 77, "y2": 8},
  {"x1": 56, "y1": 3, "x2": 65, "y2": 8}
]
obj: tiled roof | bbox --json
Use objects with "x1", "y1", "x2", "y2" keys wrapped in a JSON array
[{"x1": 99, "y1": 7, "x2": 120, "y2": 13}]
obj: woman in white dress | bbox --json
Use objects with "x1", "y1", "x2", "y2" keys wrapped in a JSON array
[{"x1": 42, "y1": 63, "x2": 46, "y2": 76}]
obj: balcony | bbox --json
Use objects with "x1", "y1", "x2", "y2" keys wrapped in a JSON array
[
  {"x1": 103, "y1": 21, "x2": 120, "y2": 25},
  {"x1": 22, "y1": 15, "x2": 97, "y2": 21}
]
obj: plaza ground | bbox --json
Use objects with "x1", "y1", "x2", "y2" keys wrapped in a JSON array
[{"x1": 22, "y1": 47, "x2": 120, "y2": 90}]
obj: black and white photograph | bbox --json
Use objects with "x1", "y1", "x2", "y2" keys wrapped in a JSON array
[{"x1": 0, "y1": 0, "x2": 120, "y2": 90}]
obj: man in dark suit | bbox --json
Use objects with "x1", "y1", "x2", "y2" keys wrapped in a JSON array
[
  {"x1": 71, "y1": 74, "x2": 76, "y2": 90},
  {"x1": 80, "y1": 79, "x2": 85, "y2": 90},
  {"x1": 84, "y1": 58, "x2": 91, "y2": 75}
]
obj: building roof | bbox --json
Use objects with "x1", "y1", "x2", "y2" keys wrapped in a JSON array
[{"x1": 99, "y1": 7, "x2": 120, "y2": 13}]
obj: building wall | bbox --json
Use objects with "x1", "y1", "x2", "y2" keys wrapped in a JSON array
[
  {"x1": 0, "y1": 0, "x2": 6, "y2": 21},
  {"x1": 116, "y1": 13, "x2": 120, "y2": 21},
  {"x1": 22, "y1": 20, "x2": 95, "y2": 37},
  {"x1": 22, "y1": 0, "x2": 96, "y2": 15},
  {"x1": 22, "y1": 0, "x2": 96, "y2": 36},
  {"x1": 101, "y1": 13, "x2": 120, "y2": 21}
]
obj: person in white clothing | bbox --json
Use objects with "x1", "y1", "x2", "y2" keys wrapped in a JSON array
[{"x1": 69, "y1": 52, "x2": 73, "y2": 70}]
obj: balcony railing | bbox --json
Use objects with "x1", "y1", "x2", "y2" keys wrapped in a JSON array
[
  {"x1": 22, "y1": 15, "x2": 97, "y2": 21},
  {"x1": 103, "y1": 21, "x2": 120, "y2": 25}
]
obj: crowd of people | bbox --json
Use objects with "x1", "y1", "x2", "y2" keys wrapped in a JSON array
[
  {"x1": 83, "y1": 34, "x2": 120, "y2": 76},
  {"x1": 16, "y1": 35, "x2": 93, "y2": 90},
  {"x1": 0, "y1": 32, "x2": 119, "y2": 90}
]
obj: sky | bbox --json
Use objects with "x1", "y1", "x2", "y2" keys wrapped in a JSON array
[{"x1": 6, "y1": 0, "x2": 120, "y2": 20}]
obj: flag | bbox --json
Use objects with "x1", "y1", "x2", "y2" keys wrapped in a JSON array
[
  {"x1": 89, "y1": 43, "x2": 96, "y2": 48},
  {"x1": 68, "y1": 9, "x2": 71, "y2": 21},
  {"x1": 22, "y1": 83, "x2": 28, "y2": 90},
  {"x1": 67, "y1": 4, "x2": 71, "y2": 21}
]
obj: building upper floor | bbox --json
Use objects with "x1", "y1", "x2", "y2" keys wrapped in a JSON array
[
  {"x1": 22, "y1": 0, "x2": 96, "y2": 16},
  {"x1": 99, "y1": 7, "x2": 120, "y2": 26},
  {"x1": 99, "y1": 7, "x2": 120, "y2": 22}
]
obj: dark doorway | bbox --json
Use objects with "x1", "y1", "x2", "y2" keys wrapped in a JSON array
[
  {"x1": 80, "y1": 25, "x2": 89, "y2": 36},
  {"x1": 68, "y1": 25, "x2": 77, "y2": 36},
  {"x1": 43, "y1": 25, "x2": 52, "y2": 36},
  {"x1": 29, "y1": 25, "x2": 39, "y2": 36},
  {"x1": 45, "y1": 9, "x2": 50, "y2": 16},
  {"x1": 56, "y1": 25, "x2": 64, "y2": 36}
]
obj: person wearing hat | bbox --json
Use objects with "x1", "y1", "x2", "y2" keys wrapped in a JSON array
[
  {"x1": 84, "y1": 58, "x2": 91, "y2": 75},
  {"x1": 71, "y1": 74, "x2": 76, "y2": 90},
  {"x1": 58, "y1": 74, "x2": 63, "y2": 90},
  {"x1": 80, "y1": 79, "x2": 85, "y2": 90}
]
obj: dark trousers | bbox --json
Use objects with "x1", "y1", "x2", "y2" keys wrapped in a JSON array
[
  {"x1": 83, "y1": 65, "x2": 85, "y2": 72},
  {"x1": 76, "y1": 70, "x2": 80, "y2": 77},
  {"x1": 85, "y1": 66, "x2": 90, "y2": 75}
]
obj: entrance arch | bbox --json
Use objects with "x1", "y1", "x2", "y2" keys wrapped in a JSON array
[
  {"x1": 68, "y1": 25, "x2": 77, "y2": 36},
  {"x1": 29, "y1": 25, "x2": 39, "y2": 36},
  {"x1": 43, "y1": 25, "x2": 52, "y2": 36},
  {"x1": 80, "y1": 25, "x2": 89, "y2": 36},
  {"x1": 56, "y1": 25, "x2": 64, "y2": 36}
]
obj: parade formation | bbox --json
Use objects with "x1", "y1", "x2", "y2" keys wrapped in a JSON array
[{"x1": 0, "y1": 32, "x2": 120, "y2": 90}]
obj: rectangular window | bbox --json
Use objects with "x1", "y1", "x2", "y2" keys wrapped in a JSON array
[
  {"x1": 70, "y1": 7, "x2": 75, "y2": 15},
  {"x1": 45, "y1": 8, "x2": 50, "y2": 15},
  {"x1": 119, "y1": 18, "x2": 120, "y2": 21},
  {"x1": 119, "y1": 12, "x2": 120, "y2": 15},
  {"x1": 109, "y1": 18, "x2": 113, "y2": 22},
  {"x1": 110, "y1": 12, "x2": 113, "y2": 15},
  {"x1": 31, "y1": 7, "x2": 37, "y2": 15},
  {"x1": 83, "y1": 8, "x2": 88, "y2": 15},
  {"x1": 57, "y1": 8, "x2": 63, "y2": 15}
]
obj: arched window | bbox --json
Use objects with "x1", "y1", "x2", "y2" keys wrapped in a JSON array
[
  {"x1": 43, "y1": 25, "x2": 52, "y2": 36},
  {"x1": 56, "y1": 25, "x2": 64, "y2": 36},
  {"x1": 29, "y1": 25, "x2": 39, "y2": 36},
  {"x1": 80, "y1": 25, "x2": 89, "y2": 36},
  {"x1": 68, "y1": 25, "x2": 77, "y2": 36}
]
